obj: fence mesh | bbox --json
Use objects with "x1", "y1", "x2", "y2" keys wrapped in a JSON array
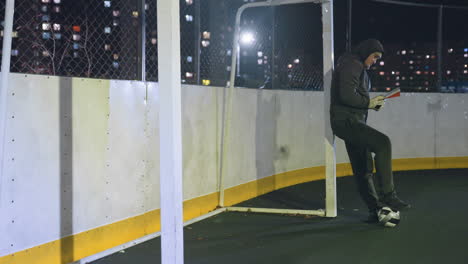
[
  {"x1": 0, "y1": 0, "x2": 5, "y2": 63},
  {"x1": 7, "y1": 0, "x2": 141, "y2": 79},
  {"x1": 353, "y1": 0, "x2": 468, "y2": 93},
  {"x1": 2, "y1": 0, "x2": 466, "y2": 92},
  {"x1": 1, "y1": 0, "x2": 325, "y2": 91},
  {"x1": 145, "y1": 0, "x2": 158, "y2": 82}
]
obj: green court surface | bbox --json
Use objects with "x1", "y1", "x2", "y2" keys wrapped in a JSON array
[{"x1": 91, "y1": 169, "x2": 468, "y2": 264}]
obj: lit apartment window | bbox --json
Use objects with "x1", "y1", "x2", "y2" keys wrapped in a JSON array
[
  {"x1": 42, "y1": 23, "x2": 51, "y2": 31},
  {"x1": 202, "y1": 31, "x2": 211, "y2": 39},
  {"x1": 201, "y1": 40, "x2": 210, "y2": 47}
]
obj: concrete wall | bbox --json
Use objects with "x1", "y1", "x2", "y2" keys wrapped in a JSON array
[{"x1": 1, "y1": 74, "x2": 467, "y2": 257}]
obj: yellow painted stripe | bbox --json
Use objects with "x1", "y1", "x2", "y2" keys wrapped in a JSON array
[
  {"x1": 393, "y1": 157, "x2": 468, "y2": 171},
  {"x1": 2, "y1": 156, "x2": 467, "y2": 264},
  {"x1": 0, "y1": 210, "x2": 161, "y2": 264},
  {"x1": 224, "y1": 166, "x2": 325, "y2": 206}
]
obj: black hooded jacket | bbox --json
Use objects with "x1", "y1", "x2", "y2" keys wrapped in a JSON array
[{"x1": 330, "y1": 39, "x2": 384, "y2": 123}]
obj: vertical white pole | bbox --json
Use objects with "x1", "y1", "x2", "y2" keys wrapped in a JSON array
[
  {"x1": 157, "y1": 0, "x2": 184, "y2": 263},
  {"x1": 322, "y1": 0, "x2": 337, "y2": 217},
  {"x1": 0, "y1": 0, "x2": 16, "y2": 203}
]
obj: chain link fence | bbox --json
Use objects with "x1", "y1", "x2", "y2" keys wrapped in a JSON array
[
  {"x1": 352, "y1": 0, "x2": 468, "y2": 93},
  {"x1": 2, "y1": 0, "x2": 468, "y2": 92},
  {"x1": 1, "y1": 0, "x2": 326, "y2": 91},
  {"x1": 145, "y1": 0, "x2": 158, "y2": 82},
  {"x1": 7, "y1": 0, "x2": 141, "y2": 79},
  {"x1": 0, "y1": 0, "x2": 5, "y2": 63}
]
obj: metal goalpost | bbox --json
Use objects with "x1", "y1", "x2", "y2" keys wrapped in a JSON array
[{"x1": 218, "y1": 0, "x2": 337, "y2": 218}]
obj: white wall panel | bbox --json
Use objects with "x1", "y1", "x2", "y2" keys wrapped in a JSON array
[
  {"x1": 1, "y1": 75, "x2": 62, "y2": 254},
  {"x1": 181, "y1": 85, "x2": 218, "y2": 200},
  {"x1": 1, "y1": 73, "x2": 467, "y2": 257}
]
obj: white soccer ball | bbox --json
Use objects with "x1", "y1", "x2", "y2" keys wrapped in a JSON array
[{"x1": 377, "y1": 207, "x2": 400, "y2": 228}]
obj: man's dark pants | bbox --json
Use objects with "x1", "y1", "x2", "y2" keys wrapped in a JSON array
[{"x1": 332, "y1": 118, "x2": 395, "y2": 211}]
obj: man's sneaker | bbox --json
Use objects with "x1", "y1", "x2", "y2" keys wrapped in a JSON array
[{"x1": 382, "y1": 192, "x2": 411, "y2": 211}]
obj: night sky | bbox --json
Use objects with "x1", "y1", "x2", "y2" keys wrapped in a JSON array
[{"x1": 347, "y1": 0, "x2": 468, "y2": 46}]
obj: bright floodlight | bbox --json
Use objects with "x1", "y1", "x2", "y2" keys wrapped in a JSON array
[{"x1": 240, "y1": 32, "x2": 255, "y2": 45}]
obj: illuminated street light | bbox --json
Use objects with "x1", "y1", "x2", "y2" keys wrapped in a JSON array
[{"x1": 240, "y1": 32, "x2": 254, "y2": 45}]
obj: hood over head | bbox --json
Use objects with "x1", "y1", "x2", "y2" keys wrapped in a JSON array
[{"x1": 352, "y1": 39, "x2": 384, "y2": 62}]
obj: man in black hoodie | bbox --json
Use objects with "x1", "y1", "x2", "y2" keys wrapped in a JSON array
[{"x1": 330, "y1": 39, "x2": 410, "y2": 222}]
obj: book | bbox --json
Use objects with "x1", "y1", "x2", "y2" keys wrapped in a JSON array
[{"x1": 384, "y1": 88, "x2": 401, "y2": 99}]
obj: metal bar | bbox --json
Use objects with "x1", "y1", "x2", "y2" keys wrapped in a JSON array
[
  {"x1": 347, "y1": 0, "x2": 352, "y2": 52},
  {"x1": 372, "y1": 0, "x2": 468, "y2": 10},
  {"x1": 271, "y1": 6, "x2": 276, "y2": 89},
  {"x1": 138, "y1": 0, "x2": 146, "y2": 81},
  {"x1": 226, "y1": 207, "x2": 326, "y2": 216},
  {"x1": 437, "y1": 6, "x2": 443, "y2": 92},
  {"x1": 220, "y1": 0, "x2": 324, "y2": 207},
  {"x1": 220, "y1": 0, "x2": 274, "y2": 208},
  {"x1": 157, "y1": 0, "x2": 184, "y2": 263},
  {"x1": 271, "y1": 0, "x2": 328, "y2": 5},
  {"x1": 322, "y1": 0, "x2": 337, "y2": 218},
  {"x1": 194, "y1": 0, "x2": 201, "y2": 85},
  {"x1": 0, "y1": 0, "x2": 16, "y2": 205}
]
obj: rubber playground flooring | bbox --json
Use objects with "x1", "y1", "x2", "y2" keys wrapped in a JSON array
[{"x1": 91, "y1": 169, "x2": 468, "y2": 264}]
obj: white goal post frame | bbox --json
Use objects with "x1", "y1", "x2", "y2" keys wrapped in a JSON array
[{"x1": 219, "y1": 0, "x2": 337, "y2": 217}]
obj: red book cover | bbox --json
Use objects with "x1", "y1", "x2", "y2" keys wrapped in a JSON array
[{"x1": 384, "y1": 88, "x2": 401, "y2": 99}]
